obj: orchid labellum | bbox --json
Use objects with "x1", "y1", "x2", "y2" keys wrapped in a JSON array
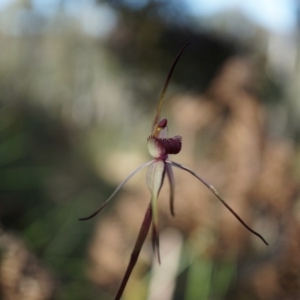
[{"x1": 80, "y1": 43, "x2": 268, "y2": 300}]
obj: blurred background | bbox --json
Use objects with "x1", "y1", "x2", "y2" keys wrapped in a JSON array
[{"x1": 1, "y1": 0, "x2": 300, "y2": 299}]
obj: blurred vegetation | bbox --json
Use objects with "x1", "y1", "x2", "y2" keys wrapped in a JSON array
[{"x1": 0, "y1": 0, "x2": 300, "y2": 299}]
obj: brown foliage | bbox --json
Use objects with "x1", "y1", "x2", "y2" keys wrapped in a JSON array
[{"x1": 0, "y1": 232, "x2": 55, "y2": 300}]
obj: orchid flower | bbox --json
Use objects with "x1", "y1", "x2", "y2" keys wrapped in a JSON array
[{"x1": 80, "y1": 43, "x2": 268, "y2": 300}]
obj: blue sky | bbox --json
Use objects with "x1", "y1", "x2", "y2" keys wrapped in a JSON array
[
  {"x1": 0, "y1": 0, "x2": 297, "y2": 34},
  {"x1": 185, "y1": 0, "x2": 297, "y2": 33}
]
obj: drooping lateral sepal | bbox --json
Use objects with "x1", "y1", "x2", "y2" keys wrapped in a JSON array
[
  {"x1": 146, "y1": 160, "x2": 165, "y2": 194},
  {"x1": 146, "y1": 160, "x2": 165, "y2": 262},
  {"x1": 169, "y1": 160, "x2": 269, "y2": 246},
  {"x1": 165, "y1": 162, "x2": 175, "y2": 216},
  {"x1": 152, "y1": 223, "x2": 161, "y2": 264},
  {"x1": 114, "y1": 204, "x2": 152, "y2": 300}
]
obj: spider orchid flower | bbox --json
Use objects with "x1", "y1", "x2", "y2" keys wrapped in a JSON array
[{"x1": 79, "y1": 43, "x2": 268, "y2": 300}]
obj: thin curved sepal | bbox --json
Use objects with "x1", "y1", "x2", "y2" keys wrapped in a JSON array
[
  {"x1": 165, "y1": 162, "x2": 175, "y2": 216},
  {"x1": 168, "y1": 161, "x2": 269, "y2": 246},
  {"x1": 152, "y1": 42, "x2": 191, "y2": 130},
  {"x1": 114, "y1": 204, "x2": 152, "y2": 300},
  {"x1": 79, "y1": 160, "x2": 155, "y2": 221}
]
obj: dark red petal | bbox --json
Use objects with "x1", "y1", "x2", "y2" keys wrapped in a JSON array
[
  {"x1": 160, "y1": 136, "x2": 182, "y2": 155},
  {"x1": 148, "y1": 135, "x2": 182, "y2": 158}
]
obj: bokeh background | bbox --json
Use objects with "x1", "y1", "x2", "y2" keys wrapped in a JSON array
[{"x1": 1, "y1": 0, "x2": 300, "y2": 299}]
